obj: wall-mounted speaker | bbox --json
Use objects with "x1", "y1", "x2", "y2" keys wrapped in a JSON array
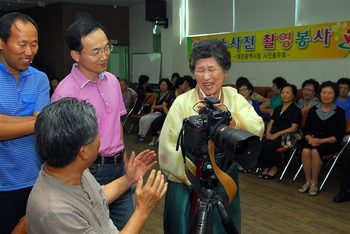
[{"x1": 146, "y1": 0, "x2": 167, "y2": 22}]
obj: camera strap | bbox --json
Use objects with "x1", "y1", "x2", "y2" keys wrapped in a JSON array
[{"x1": 208, "y1": 140, "x2": 237, "y2": 203}]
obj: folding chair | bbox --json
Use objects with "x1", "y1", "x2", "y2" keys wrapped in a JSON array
[
  {"x1": 122, "y1": 94, "x2": 138, "y2": 127},
  {"x1": 292, "y1": 118, "x2": 350, "y2": 190},
  {"x1": 127, "y1": 93, "x2": 157, "y2": 134},
  {"x1": 278, "y1": 113, "x2": 308, "y2": 181},
  {"x1": 255, "y1": 113, "x2": 307, "y2": 181},
  {"x1": 11, "y1": 216, "x2": 26, "y2": 234}
]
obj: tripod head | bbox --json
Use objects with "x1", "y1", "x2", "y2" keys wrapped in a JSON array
[{"x1": 200, "y1": 154, "x2": 219, "y2": 191}]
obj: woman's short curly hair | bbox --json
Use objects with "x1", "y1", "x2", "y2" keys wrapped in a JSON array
[{"x1": 189, "y1": 39, "x2": 231, "y2": 73}]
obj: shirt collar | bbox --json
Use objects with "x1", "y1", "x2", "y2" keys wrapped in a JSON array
[
  {"x1": 0, "y1": 61, "x2": 32, "y2": 78},
  {"x1": 72, "y1": 63, "x2": 106, "y2": 88}
]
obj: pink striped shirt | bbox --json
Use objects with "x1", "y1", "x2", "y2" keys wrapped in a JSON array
[{"x1": 52, "y1": 64, "x2": 126, "y2": 156}]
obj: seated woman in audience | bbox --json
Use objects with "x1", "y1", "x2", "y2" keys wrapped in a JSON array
[
  {"x1": 148, "y1": 77, "x2": 187, "y2": 146},
  {"x1": 259, "y1": 76, "x2": 287, "y2": 111},
  {"x1": 183, "y1": 75, "x2": 193, "y2": 92},
  {"x1": 237, "y1": 80, "x2": 270, "y2": 122},
  {"x1": 134, "y1": 75, "x2": 154, "y2": 114},
  {"x1": 120, "y1": 79, "x2": 137, "y2": 113},
  {"x1": 335, "y1": 77, "x2": 350, "y2": 119},
  {"x1": 258, "y1": 83, "x2": 301, "y2": 179},
  {"x1": 134, "y1": 78, "x2": 173, "y2": 143},
  {"x1": 236, "y1": 76, "x2": 269, "y2": 103},
  {"x1": 171, "y1": 72, "x2": 180, "y2": 85},
  {"x1": 298, "y1": 81, "x2": 345, "y2": 196},
  {"x1": 297, "y1": 78, "x2": 320, "y2": 114}
]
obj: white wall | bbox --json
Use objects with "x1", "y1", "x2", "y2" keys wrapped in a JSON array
[
  {"x1": 129, "y1": 4, "x2": 154, "y2": 84},
  {"x1": 130, "y1": 0, "x2": 350, "y2": 87}
]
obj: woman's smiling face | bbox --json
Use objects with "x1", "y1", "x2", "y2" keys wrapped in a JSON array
[{"x1": 194, "y1": 57, "x2": 227, "y2": 97}]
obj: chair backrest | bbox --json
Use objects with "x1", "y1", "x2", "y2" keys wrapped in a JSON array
[
  {"x1": 122, "y1": 95, "x2": 138, "y2": 127},
  {"x1": 300, "y1": 113, "x2": 307, "y2": 128},
  {"x1": 145, "y1": 93, "x2": 157, "y2": 105},
  {"x1": 138, "y1": 93, "x2": 157, "y2": 114},
  {"x1": 11, "y1": 216, "x2": 26, "y2": 234},
  {"x1": 345, "y1": 118, "x2": 350, "y2": 134},
  {"x1": 128, "y1": 95, "x2": 138, "y2": 113}
]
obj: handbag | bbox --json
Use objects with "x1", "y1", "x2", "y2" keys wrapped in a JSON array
[{"x1": 281, "y1": 129, "x2": 303, "y2": 149}]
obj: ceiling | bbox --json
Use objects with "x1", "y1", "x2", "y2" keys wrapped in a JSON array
[{"x1": 0, "y1": 0, "x2": 145, "y2": 12}]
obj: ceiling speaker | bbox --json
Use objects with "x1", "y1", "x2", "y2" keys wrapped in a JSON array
[{"x1": 146, "y1": 0, "x2": 166, "y2": 22}]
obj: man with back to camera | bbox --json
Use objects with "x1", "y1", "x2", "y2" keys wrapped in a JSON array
[
  {"x1": 26, "y1": 97, "x2": 167, "y2": 233},
  {"x1": 0, "y1": 12, "x2": 50, "y2": 233},
  {"x1": 51, "y1": 18, "x2": 134, "y2": 230}
]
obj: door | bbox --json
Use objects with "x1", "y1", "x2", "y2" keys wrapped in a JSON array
[{"x1": 107, "y1": 45, "x2": 129, "y2": 81}]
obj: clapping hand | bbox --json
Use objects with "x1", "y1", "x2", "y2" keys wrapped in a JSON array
[
  {"x1": 125, "y1": 150, "x2": 157, "y2": 184},
  {"x1": 134, "y1": 170, "x2": 168, "y2": 216}
]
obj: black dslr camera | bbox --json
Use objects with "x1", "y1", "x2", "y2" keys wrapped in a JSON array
[{"x1": 180, "y1": 96, "x2": 261, "y2": 169}]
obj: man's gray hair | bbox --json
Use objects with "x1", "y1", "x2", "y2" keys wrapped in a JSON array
[{"x1": 35, "y1": 98, "x2": 98, "y2": 168}]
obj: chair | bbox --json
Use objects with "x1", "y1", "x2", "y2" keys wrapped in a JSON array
[
  {"x1": 255, "y1": 113, "x2": 307, "y2": 181},
  {"x1": 122, "y1": 94, "x2": 138, "y2": 127},
  {"x1": 127, "y1": 93, "x2": 157, "y2": 134},
  {"x1": 277, "y1": 113, "x2": 308, "y2": 181},
  {"x1": 292, "y1": 118, "x2": 350, "y2": 190},
  {"x1": 11, "y1": 216, "x2": 26, "y2": 234}
]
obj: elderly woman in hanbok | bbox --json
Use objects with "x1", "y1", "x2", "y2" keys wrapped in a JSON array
[{"x1": 158, "y1": 39, "x2": 264, "y2": 234}]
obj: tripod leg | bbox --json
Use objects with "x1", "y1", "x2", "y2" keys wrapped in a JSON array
[
  {"x1": 217, "y1": 200, "x2": 239, "y2": 234},
  {"x1": 188, "y1": 198, "x2": 213, "y2": 234}
]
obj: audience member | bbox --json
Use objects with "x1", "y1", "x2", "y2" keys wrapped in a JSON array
[
  {"x1": 236, "y1": 76, "x2": 269, "y2": 103},
  {"x1": 0, "y1": 12, "x2": 50, "y2": 233},
  {"x1": 49, "y1": 77, "x2": 60, "y2": 97},
  {"x1": 298, "y1": 81, "x2": 345, "y2": 196},
  {"x1": 134, "y1": 78, "x2": 173, "y2": 143},
  {"x1": 335, "y1": 77, "x2": 350, "y2": 118},
  {"x1": 51, "y1": 18, "x2": 133, "y2": 230},
  {"x1": 134, "y1": 75, "x2": 154, "y2": 114},
  {"x1": 158, "y1": 39, "x2": 264, "y2": 234},
  {"x1": 333, "y1": 150, "x2": 350, "y2": 203},
  {"x1": 189, "y1": 78, "x2": 197, "y2": 89},
  {"x1": 258, "y1": 83, "x2": 301, "y2": 179},
  {"x1": 26, "y1": 97, "x2": 167, "y2": 233},
  {"x1": 237, "y1": 79, "x2": 270, "y2": 122},
  {"x1": 171, "y1": 72, "x2": 180, "y2": 85},
  {"x1": 120, "y1": 79, "x2": 136, "y2": 113},
  {"x1": 183, "y1": 75, "x2": 193, "y2": 92},
  {"x1": 260, "y1": 76, "x2": 287, "y2": 110},
  {"x1": 148, "y1": 77, "x2": 187, "y2": 146},
  {"x1": 297, "y1": 78, "x2": 320, "y2": 114}
]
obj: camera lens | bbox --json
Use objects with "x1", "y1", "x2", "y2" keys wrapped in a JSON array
[
  {"x1": 234, "y1": 141, "x2": 248, "y2": 156},
  {"x1": 210, "y1": 125, "x2": 262, "y2": 169}
]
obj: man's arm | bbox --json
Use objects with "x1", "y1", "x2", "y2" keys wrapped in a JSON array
[
  {"x1": 120, "y1": 170, "x2": 167, "y2": 234},
  {"x1": 103, "y1": 149, "x2": 157, "y2": 204},
  {"x1": 0, "y1": 113, "x2": 37, "y2": 140}
]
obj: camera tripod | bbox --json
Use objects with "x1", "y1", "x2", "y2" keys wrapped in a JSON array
[{"x1": 187, "y1": 155, "x2": 239, "y2": 234}]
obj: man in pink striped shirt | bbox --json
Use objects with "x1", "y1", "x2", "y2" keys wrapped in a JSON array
[{"x1": 51, "y1": 18, "x2": 133, "y2": 230}]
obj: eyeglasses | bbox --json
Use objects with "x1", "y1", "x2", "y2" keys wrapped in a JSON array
[
  {"x1": 303, "y1": 88, "x2": 315, "y2": 92},
  {"x1": 81, "y1": 43, "x2": 113, "y2": 57}
]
